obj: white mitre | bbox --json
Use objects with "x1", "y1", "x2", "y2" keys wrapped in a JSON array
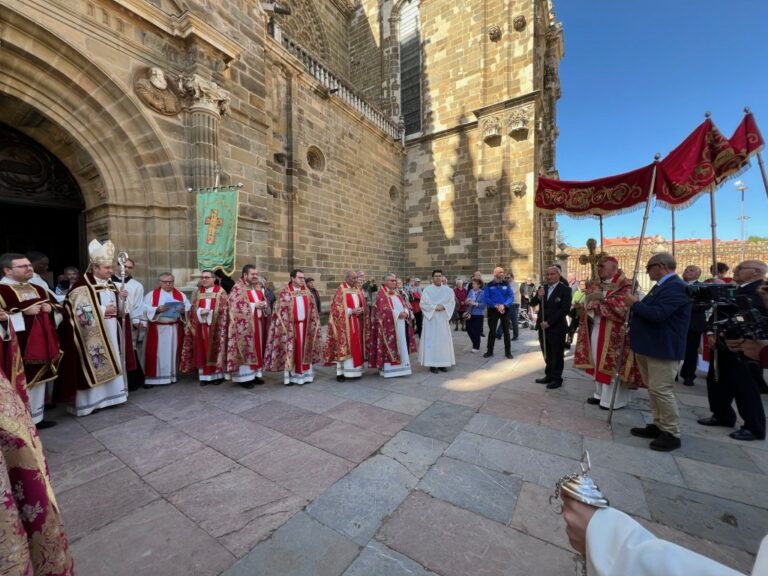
[{"x1": 88, "y1": 239, "x2": 115, "y2": 266}]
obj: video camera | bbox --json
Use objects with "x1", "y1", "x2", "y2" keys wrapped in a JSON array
[
  {"x1": 685, "y1": 282, "x2": 738, "y2": 303},
  {"x1": 713, "y1": 295, "x2": 768, "y2": 342}
]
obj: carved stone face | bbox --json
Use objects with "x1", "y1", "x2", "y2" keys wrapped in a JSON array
[{"x1": 149, "y1": 67, "x2": 167, "y2": 90}]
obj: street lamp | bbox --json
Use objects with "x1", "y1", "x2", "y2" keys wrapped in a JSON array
[{"x1": 734, "y1": 180, "x2": 749, "y2": 261}]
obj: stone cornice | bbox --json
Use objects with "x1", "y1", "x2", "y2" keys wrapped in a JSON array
[
  {"x1": 472, "y1": 91, "x2": 540, "y2": 119},
  {"x1": 328, "y1": 0, "x2": 355, "y2": 18},
  {"x1": 111, "y1": 0, "x2": 243, "y2": 67}
]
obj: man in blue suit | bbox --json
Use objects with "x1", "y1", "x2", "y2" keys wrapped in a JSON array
[{"x1": 624, "y1": 252, "x2": 691, "y2": 452}]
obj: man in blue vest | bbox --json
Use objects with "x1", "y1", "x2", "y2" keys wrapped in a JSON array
[{"x1": 624, "y1": 252, "x2": 691, "y2": 452}]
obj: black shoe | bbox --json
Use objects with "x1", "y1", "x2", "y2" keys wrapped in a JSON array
[
  {"x1": 483, "y1": 352, "x2": 493, "y2": 358},
  {"x1": 142, "y1": 384, "x2": 152, "y2": 389},
  {"x1": 336, "y1": 375, "x2": 346, "y2": 382},
  {"x1": 438, "y1": 367, "x2": 448, "y2": 372},
  {"x1": 430, "y1": 367, "x2": 439, "y2": 374},
  {"x1": 650, "y1": 432, "x2": 681, "y2": 452},
  {"x1": 546, "y1": 381, "x2": 562, "y2": 390},
  {"x1": 729, "y1": 428, "x2": 765, "y2": 441},
  {"x1": 212, "y1": 379, "x2": 224, "y2": 385},
  {"x1": 586, "y1": 397, "x2": 601, "y2": 405},
  {"x1": 563, "y1": 342, "x2": 571, "y2": 350},
  {"x1": 697, "y1": 416, "x2": 735, "y2": 428},
  {"x1": 505, "y1": 353, "x2": 514, "y2": 359},
  {"x1": 630, "y1": 424, "x2": 661, "y2": 439},
  {"x1": 683, "y1": 378, "x2": 695, "y2": 387},
  {"x1": 199, "y1": 381, "x2": 209, "y2": 387},
  {"x1": 496, "y1": 335, "x2": 502, "y2": 340},
  {"x1": 44, "y1": 403, "x2": 57, "y2": 410},
  {"x1": 511, "y1": 336, "x2": 518, "y2": 341},
  {"x1": 254, "y1": 377, "x2": 265, "y2": 385},
  {"x1": 535, "y1": 377, "x2": 551, "y2": 384},
  {"x1": 481, "y1": 333, "x2": 486, "y2": 337},
  {"x1": 35, "y1": 420, "x2": 57, "y2": 430},
  {"x1": 241, "y1": 382, "x2": 256, "y2": 390}
]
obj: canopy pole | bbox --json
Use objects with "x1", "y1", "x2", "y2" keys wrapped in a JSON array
[
  {"x1": 598, "y1": 215, "x2": 604, "y2": 253},
  {"x1": 757, "y1": 151, "x2": 768, "y2": 203},
  {"x1": 671, "y1": 206, "x2": 676, "y2": 259},
  {"x1": 607, "y1": 156, "x2": 659, "y2": 427}
]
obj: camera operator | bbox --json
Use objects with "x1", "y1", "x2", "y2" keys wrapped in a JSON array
[
  {"x1": 679, "y1": 265, "x2": 706, "y2": 387},
  {"x1": 726, "y1": 281, "x2": 768, "y2": 370},
  {"x1": 698, "y1": 260, "x2": 767, "y2": 441}
]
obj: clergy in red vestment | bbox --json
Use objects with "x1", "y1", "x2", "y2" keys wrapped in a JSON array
[
  {"x1": 0, "y1": 367, "x2": 74, "y2": 576},
  {"x1": 225, "y1": 264, "x2": 271, "y2": 388},
  {"x1": 574, "y1": 256, "x2": 643, "y2": 410},
  {"x1": 0, "y1": 253, "x2": 62, "y2": 428},
  {"x1": 180, "y1": 270, "x2": 228, "y2": 385},
  {"x1": 58, "y1": 239, "x2": 130, "y2": 416},
  {"x1": 368, "y1": 273, "x2": 417, "y2": 378},
  {"x1": 0, "y1": 311, "x2": 29, "y2": 405},
  {"x1": 142, "y1": 273, "x2": 190, "y2": 386},
  {"x1": 323, "y1": 270, "x2": 370, "y2": 382},
  {"x1": 264, "y1": 269, "x2": 323, "y2": 386}
]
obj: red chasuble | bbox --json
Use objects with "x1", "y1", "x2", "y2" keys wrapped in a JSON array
[
  {"x1": 368, "y1": 289, "x2": 416, "y2": 370},
  {"x1": 264, "y1": 283, "x2": 322, "y2": 373},
  {"x1": 323, "y1": 283, "x2": 370, "y2": 366},
  {"x1": 180, "y1": 285, "x2": 227, "y2": 375},
  {"x1": 225, "y1": 281, "x2": 271, "y2": 372}
]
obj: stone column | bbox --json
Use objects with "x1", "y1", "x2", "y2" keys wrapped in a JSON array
[{"x1": 181, "y1": 74, "x2": 231, "y2": 189}]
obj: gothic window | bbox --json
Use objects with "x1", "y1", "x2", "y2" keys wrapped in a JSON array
[{"x1": 399, "y1": 0, "x2": 421, "y2": 136}]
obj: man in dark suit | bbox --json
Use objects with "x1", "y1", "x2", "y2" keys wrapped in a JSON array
[
  {"x1": 530, "y1": 266, "x2": 572, "y2": 389},
  {"x1": 625, "y1": 252, "x2": 691, "y2": 452},
  {"x1": 680, "y1": 265, "x2": 706, "y2": 386},
  {"x1": 698, "y1": 260, "x2": 767, "y2": 442}
]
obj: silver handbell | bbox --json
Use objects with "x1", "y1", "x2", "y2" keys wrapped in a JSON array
[{"x1": 552, "y1": 451, "x2": 610, "y2": 509}]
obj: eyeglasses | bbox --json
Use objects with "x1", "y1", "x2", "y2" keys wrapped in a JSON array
[
  {"x1": 645, "y1": 263, "x2": 661, "y2": 271},
  {"x1": 160, "y1": 280, "x2": 174, "y2": 284},
  {"x1": 12, "y1": 264, "x2": 33, "y2": 269}
]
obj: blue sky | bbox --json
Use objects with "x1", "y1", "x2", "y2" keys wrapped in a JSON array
[{"x1": 553, "y1": 0, "x2": 768, "y2": 246}]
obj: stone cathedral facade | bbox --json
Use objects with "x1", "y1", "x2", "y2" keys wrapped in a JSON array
[{"x1": 0, "y1": 0, "x2": 562, "y2": 293}]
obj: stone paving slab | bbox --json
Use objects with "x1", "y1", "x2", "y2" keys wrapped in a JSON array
[
  {"x1": 404, "y1": 400, "x2": 477, "y2": 443},
  {"x1": 324, "y1": 400, "x2": 413, "y2": 435},
  {"x1": 589, "y1": 465, "x2": 650, "y2": 519},
  {"x1": 675, "y1": 456, "x2": 768, "y2": 508},
  {"x1": 240, "y1": 435, "x2": 354, "y2": 500},
  {"x1": 342, "y1": 540, "x2": 439, "y2": 576},
  {"x1": 58, "y1": 466, "x2": 159, "y2": 541},
  {"x1": 224, "y1": 512, "x2": 360, "y2": 576},
  {"x1": 167, "y1": 466, "x2": 307, "y2": 557},
  {"x1": 75, "y1": 401, "x2": 149, "y2": 432},
  {"x1": 264, "y1": 386, "x2": 350, "y2": 413},
  {"x1": 417, "y1": 456, "x2": 522, "y2": 525},
  {"x1": 198, "y1": 385, "x2": 276, "y2": 414},
  {"x1": 240, "y1": 400, "x2": 335, "y2": 439},
  {"x1": 302, "y1": 420, "x2": 389, "y2": 462},
  {"x1": 643, "y1": 479, "x2": 768, "y2": 553},
  {"x1": 380, "y1": 430, "x2": 448, "y2": 479},
  {"x1": 744, "y1": 445, "x2": 768, "y2": 473},
  {"x1": 446, "y1": 431, "x2": 580, "y2": 488},
  {"x1": 583, "y1": 436, "x2": 686, "y2": 486},
  {"x1": 328, "y1": 381, "x2": 395, "y2": 404},
  {"x1": 48, "y1": 449, "x2": 126, "y2": 494},
  {"x1": 378, "y1": 491, "x2": 579, "y2": 576},
  {"x1": 510, "y1": 482, "x2": 571, "y2": 551},
  {"x1": 465, "y1": 412, "x2": 584, "y2": 459},
  {"x1": 40, "y1": 417, "x2": 104, "y2": 465},
  {"x1": 91, "y1": 415, "x2": 205, "y2": 476},
  {"x1": 71, "y1": 500, "x2": 235, "y2": 576},
  {"x1": 373, "y1": 392, "x2": 434, "y2": 416},
  {"x1": 143, "y1": 446, "x2": 241, "y2": 495},
  {"x1": 307, "y1": 454, "x2": 418, "y2": 545}
]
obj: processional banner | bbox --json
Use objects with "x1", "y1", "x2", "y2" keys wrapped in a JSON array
[
  {"x1": 535, "y1": 164, "x2": 658, "y2": 216},
  {"x1": 196, "y1": 186, "x2": 239, "y2": 276}
]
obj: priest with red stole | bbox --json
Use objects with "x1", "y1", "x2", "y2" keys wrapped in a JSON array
[
  {"x1": 0, "y1": 368, "x2": 74, "y2": 576},
  {"x1": 574, "y1": 256, "x2": 643, "y2": 410},
  {"x1": 180, "y1": 270, "x2": 228, "y2": 385},
  {"x1": 0, "y1": 252, "x2": 62, "y2": 428},
  {"x1": 142, "y1": 273, "x2": 190, "y2": 386},
  {"x1": 59, "y1": 239, "x2": 129, "y2": 416},
  {"x1": 264, "y1": 269, "x2": 322, "y2": 386},
  {"x1": 225, "y1": 264, "x2": 271, "y2": 388},
  {"x1": 369, "y1": 272, "x2": 416, "y2": 378},
  {"x1": 323, "y1": 270, "x2": 370, "y2": 382}
]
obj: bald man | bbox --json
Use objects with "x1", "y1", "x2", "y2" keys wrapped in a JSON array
[{"x1": 482, "y1": 267, "x2": 515, "y2": 359}]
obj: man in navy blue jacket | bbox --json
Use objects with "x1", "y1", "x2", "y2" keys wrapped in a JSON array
[
  {"x1": 483, "y1": 267, "x2": 514, "y2": 359},
  {"x1": 624, "y1": 252, "x2": 691, "y2": 452}
]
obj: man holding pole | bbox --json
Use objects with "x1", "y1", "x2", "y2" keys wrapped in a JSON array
[
  {"x1": 624, "y1": 252, "x2": 690, "y2": 452},
  {"x1": 530, "y1": 266, "x2": 572, "y2": 389}
]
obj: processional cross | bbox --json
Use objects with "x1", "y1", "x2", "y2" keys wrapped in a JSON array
[
  {"x1": 204, "y1": 209, "x2": 225, "y2": 245},
  {"x1": 578, "y1": 238, "x2": 607, "y2": 281}
]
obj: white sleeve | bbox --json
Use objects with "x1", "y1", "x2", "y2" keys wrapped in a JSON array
[
  {"x1": 586, "y1": 508, "x2": 744, "y2": 576},
  {"x1": 420, "y1": 288, "x2": 436, "y2": 320}
]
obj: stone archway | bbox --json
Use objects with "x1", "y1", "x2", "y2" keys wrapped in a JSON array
[{"x1": 0, "y1": 6, "x2": 188, "y2": 285}]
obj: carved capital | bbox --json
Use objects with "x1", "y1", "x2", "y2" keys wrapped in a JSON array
[
  {"x1": 180, "y1": 74, "x2": 231, "y2": 116},
  {"x1": 506, "y1": 106, "x2": 531, "y2": 139},
  {"x1": 481, "y1": 116, "x2": 503, "y2": 145}
]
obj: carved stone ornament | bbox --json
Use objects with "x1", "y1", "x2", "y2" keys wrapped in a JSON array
[
  {"x1": 513, "y1": 15, "x2": 526, "y2": 32},
  {"x1": 488, "y1": 24, "x2": 502, "y2": 42},
  {"x1": 180, "y1": 74, "x2": 231, "y2": 116},
  {"x1": 134, "y1": 67, "x2": 182, "y2": 115},
  {"x1": 507, "y1": 107, "x2": 530, "y2": 139},
  {"x1": 511, "y1": 181, "x2": 526, "y2": 199},
  {"x1": 481, "y1": 116, "x2": 503, "y2": 145},
  {"x1": 485, "y1": 185, "x2": 498, "y2": 198}
]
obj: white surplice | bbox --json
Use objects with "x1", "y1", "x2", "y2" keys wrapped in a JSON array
[
  {"x1": 143, "y1": 289, "x2": 191, "y2": 385},
  {"x1": 418, "y1": 283, "x2": 456, "y2": 368},
  {"x1": 380, "y1": 292, "x2": 411, "y2": 378},
  {"x1": 72, "y1": 278, "x2": 128, "y2": 416},
  {"x1": 586, "y1": 507, "x2": 745, "y2": 576}
]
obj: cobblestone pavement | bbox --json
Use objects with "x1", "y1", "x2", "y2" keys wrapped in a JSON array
[{"x1": 40, "y1": 329, "x2": 768, "y2": 575}]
